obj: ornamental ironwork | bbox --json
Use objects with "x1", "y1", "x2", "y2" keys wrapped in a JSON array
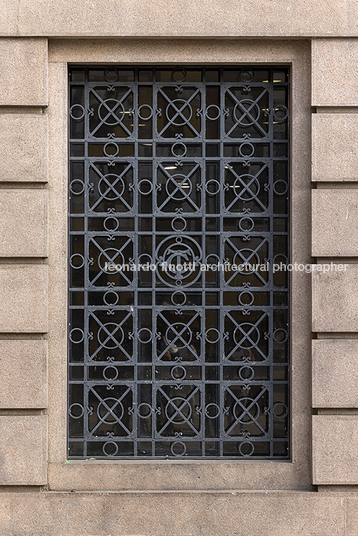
[{"x1": 68, "y1": 66, "x2": 290, "y2": 459}]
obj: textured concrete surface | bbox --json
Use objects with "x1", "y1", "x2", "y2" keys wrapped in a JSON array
[
  {"x1": 312, "y1": 38, "x2": 358, "y2": 106},
  {"x1": 312, "y1": 189, "x2": 358, "y2": 256},
  {"x1": 0, "y1": 114, "x2": 47, "y2": 182},
  {"x1": 0, "y1": 416, "x2": 47, "y2": 485},
  {"x1": 313, "y1": 415, "x2": 358, "y2": 484},
  {"x1": 48, "y1": 37, "x2": 310, "y2": 63},
  {"x1": 0, "y1": 190, "x2": 48, "y2": 256},
  {"x1": 312, "y1": 339, "x2": 358, "y2": 407},
  {"x1": 0, "y1": 492, "x2": 348, "y2": 536},
  {"x1": 312, "y1": 113, "x2": 358, "y2": 181},
  {"x1": 0, "y1": 38, "x2": 47, "y2": 105},
  {"x1": 312, "y1": 265, "x2": 358, "y2": 332},
  {"x1": 48, "y1": 460, "x2": 311, "y2": 492},
  {"x1": 0, "y1": 1, "x2": 18, "y2": 35},
  {"x1": 16, "y1": 0, "x2": 349, "y2": 37},
  {"x1": 0, "y1": 340, "x2": 47, "y2": 408},
  {"x1": 0, "y1": 265, "x2": 48, "y2": 332}
]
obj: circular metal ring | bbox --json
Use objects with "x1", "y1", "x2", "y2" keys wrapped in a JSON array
[
  {"x1": 70, "y1": 104, "x2": 85, "y2": 121},
  {"x1": 170, "y1": 441, "x2": 187, "y2": 456},
  {"x1": 273, "y1": 180, "x2": 288, "y2": 196},
  {"x1": 238, "y1": 142, "x2": 255, "y2": 158},
  {"x1": 165, "y1": 397, "x2": 192, "y2": 424},
  {"x1": 238, "y1": 291, "x2": 254, "y2": 306},
  {"x1": 104, "y1": 69, "x2": 119, "y2": 83},
  {"x1": 171, "y1": 142, "x2": 187, "y2": 158},
  {"x1": 138, "y1": 253, "x2": 153, "y2": 265},
  {"x1": 171, "y1": 365, "x2": 187, "y2": 381},
  {"x1": 205, "y1": 403, "x2": 221, "y2": 419},
  {"x1": 70, "y1": 179, "x2": 85, "y2": 195},
  {"x1": 238, "y1": 365, "x2": 255, "y2": 381},
  {"x1": 205, "y1": 104, "x2": 221, "y2": 120},
  {"x1": 70, "y1": 254, "x2": 85, "y2": 269},
  {"x1": 273, "y1": 328, "x2": 288, "y2": 344},
  {"x1": 138, "y1": 403, "x2": 152, "y2": 419},
  {"x1": 171, "y1": 217, "x2": 187, "y2": 232},
  {"x1": 103, "y1": 290, "x2": 119, "y2": 306},
  {"x1": 138, "y1": 104, "x2": 153, "y2": 121},
  {"x1": 205, "y1": 179, "x2": 221, "y2": 196},
  {"x1": 238, "y1": 217, "x2": 254, "y2": 232},
  {"x1": 98, "y1": 99, "x2": 124, "y2": 125},
  {"x1": 234, "y1": 323, "x2": 260, "y2": 349},
  {"x1": 103, "y1": 365, "x2": 119, "y2": 381},
  {"x1": 69, "y1": 328, "x2": 84, "y2": 344},
  {"x1": 273, "y1": 403, "x2": 288, "y2": 419},
  {"x1": 103, "y1": 441, "x2": 119, "y2": 456},
  {"x1": 234, "y1": 100, "x2": 260, "y2": 126},
  {"x1": 69, "y1": 403, "x2": 84, "y2": 419},
  {"x1": 166, "y1": 100, "x2": 192, "y2": 126},
  {"x1": 273, "y1": 105, "x2": 288, "y2": 123},
  {"x1": 239, "y1": 69, "x2": 254, "y2": 82},
  {"x1": 103, "y1": 142, "x2": 119, "y2": 158},
  {"x1": 138, "y1": 328, "x2": 152, "y2": 344},
  {"x1": 238, "y1": 440, "x2": 254, "y2": 457},
  {"x1": 171, "y1": 68, "x2": 187, "y2": 83},
  {"x1": 273, "y1": 254, "x2": 288, "y2": 265},
  {"x1": 138, "y1": 179, "x2": 153, "y2": 196},
  {"x1": 170, "y1": 291, "x2": 187, "y2": 306},
  {"x1": 103, "y1": 216, "x2": 119, "y2": 232},
  {"x1": 205, "y1": 328, "x2": 221, "y2": 344}
]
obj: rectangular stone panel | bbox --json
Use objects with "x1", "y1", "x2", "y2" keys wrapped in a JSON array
[
  {"x1": 312, "y1": 339, "x2": 358, "y2": 408},
  {"x1": 0, "y1": 416, "x2": 47, "y2": 485},
  {"x1": 0, "y1": 491, "x2": 347, "y2": 535},
  {"x1": 313, "y1": 415, "x2": 358, "y2": 484},
  {"x1": 0, "y1": 114, "x2": 47, "y2": 182},
  {"x1": 0, "y1": 265, "x2": 48, "y2": 332},
  {"x1": 0, "y1": 190, "x2": 48, "y2": 256},
  {"x1": 312, "y1": 264, "x2": 358, "y2": 332},
  {"x1": 0, "y1": 340, "x2": 47, "y2": 408},
  {"x1": 0, "y1": 38, "x2": 47, "y2": 106},
  {"x1": 312, "y1": 189, "x2": 358, "y2": 256},
  {"x1": 312, "y1": 114, "x2": 358, "y2": 181},
  {"x1": 0, "y1": 0, "x2": 18, "y2": 35},
  {"x1": 312, "y1": 39, "x2": 358, "y2": 106},
  {"x1": 18, "y1": 0, "x2": 347, "y2": 37}
]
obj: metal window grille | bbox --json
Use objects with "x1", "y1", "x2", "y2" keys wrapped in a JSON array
[{"x1": 68, "y1": 66, "x2": 290, "y2": 459}]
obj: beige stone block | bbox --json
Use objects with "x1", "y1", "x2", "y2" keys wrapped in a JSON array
[
  {"x1": 0, "y1": 491, "x2": 347, "y2": 535},
  {"x1": 0, "y1": 416, "x2": 47, "y2": 485},
  {"x1": 19, "y1": 0, "x2": 347, "y2": 37},
  {"x1": 0, "y1": 1, "x2": 18, "y2": 36},
  {"x1": 347, "y1": 497, "x2": 358, "y2": 536},
  {"x1": 0, "y1": 114, "x2": 47, "y2": 182},
  {"x1": 0, "y1": 265, "x2": 48, "y2": 332},
  {"x1": 49, "y1": 38, "x2": 310, "y2": 64},
  {"x1": 313, "y1": 415, "x2": 358, "y2": 484},
  {"x1": 312, "y1": 339, "x2": 358, "y2": 407},
  {"x1": 312, "y1": 190, "x2": 358, "y2": 256},
  {"x1": 312, "y1": 39, "x2": 358, "y2": 106},
  {"x1": 312, "y1": 265, "x2": 358, "y2": 332},
  {"x1": 0, "y1": 190, "x2": 48, "y2": 256},
  {"x1": 0, "y1": 340, "x2": 47, "y2": 408},
  {"x1": 312, "y1": 114, "x2": 358, "y2": 181},
  {"x1": 0, "y1": 38, "x2": 47, "y2": 106}
]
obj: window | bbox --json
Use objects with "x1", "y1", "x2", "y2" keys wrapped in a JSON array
[{"x1": 68, "y1": 66, "x2": 289, "y2": 459}]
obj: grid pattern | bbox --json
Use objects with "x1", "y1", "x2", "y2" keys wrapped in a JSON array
[{"x1": 68, "y1": 66, "x2": 290, "y2": 458}]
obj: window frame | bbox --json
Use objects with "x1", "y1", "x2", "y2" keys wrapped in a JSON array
[{"x1": 46, "y1": 38, "x2": 312, "y2": 491}]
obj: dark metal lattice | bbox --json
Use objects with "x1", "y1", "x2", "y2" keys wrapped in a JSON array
[{"x1": 68, "y1": 66, "x2": 290, "y2": 459}]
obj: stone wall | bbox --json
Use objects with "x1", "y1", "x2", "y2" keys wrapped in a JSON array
[{"x1": 0, "y1": 5, "x2": 358, "y2": 533}]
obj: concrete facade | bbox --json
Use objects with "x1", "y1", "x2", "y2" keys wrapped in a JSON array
[{"x1": 0, "y1": 3, "x2": 358, "y2": 535}]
